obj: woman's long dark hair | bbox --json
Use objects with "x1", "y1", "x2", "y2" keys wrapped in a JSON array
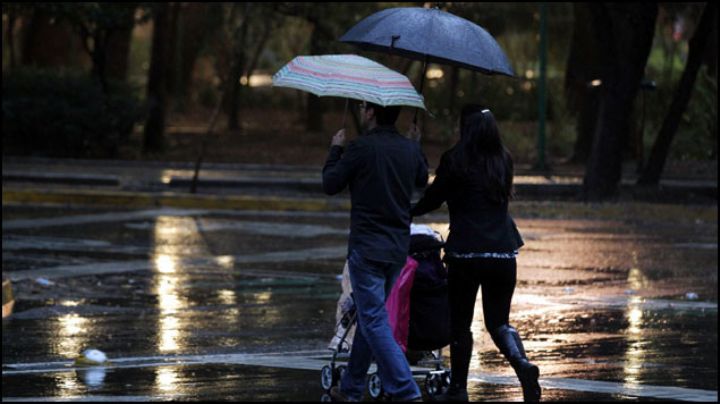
[{"x1": 448, "y1": 104, "x2": 514, "y2": 203}]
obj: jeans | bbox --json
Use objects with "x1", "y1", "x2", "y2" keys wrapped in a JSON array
[{"x1": 339, "y1": 250, "x2": 421, "y2": 401}]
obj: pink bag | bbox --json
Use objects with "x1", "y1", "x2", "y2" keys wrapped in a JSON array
[{"x1": 386, "y1": 256, "x2": 418, "y2": 353}]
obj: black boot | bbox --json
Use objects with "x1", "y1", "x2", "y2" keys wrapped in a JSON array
[
  {"x1": 490, "y1": 325, "x2": 541, "y2": 402},
  {"x1": 432, "y1": 332, "x2": 472, "y2": 402}
]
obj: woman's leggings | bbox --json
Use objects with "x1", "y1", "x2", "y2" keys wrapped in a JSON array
[
  {"x1": 446, "y1": 257, "x2": 517, "y2": 386},
  {"x1": 448, "y1": 257, "x2": 516, "y2": 335}
]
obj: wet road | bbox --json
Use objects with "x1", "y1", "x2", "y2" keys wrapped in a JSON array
[{"x1": 2, "y1": 203, "x2": 717, "y2": 401}]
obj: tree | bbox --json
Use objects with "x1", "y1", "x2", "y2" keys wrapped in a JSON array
[
  {"x1": 564, "y1": 3, "x2": 604, "y2": 164},
  {"x1": 582, "y1": 3, "x2": 657, "y2": 200},
  {"x1": 225, "y1": 3, "x2": 251, "y2": 131},
  {"x1": 164, "y1": 3, "x2": 223, "y2": 101},
  {"x1": 59, "y1": 3, "x2": 141, "y2": 92},
  {"x1": 143, "y1": 2, "x2": 170, "y2": 153},
  {"x1": 639, "y1": 2, "x2": 717, "y2": 185},
  {"x1": 276, "y1": 2, "x2": 383, "y2": 133},
  {"x1": 15, "y1": 4, "x2": 85, "y2": 69},
  {"x1": 207, "y1": 3, "x2": 280, "y2": 131},
  {"x1": 4, "y1": 3, "x2": 144, "y2": 86},
  {"x1": 163, "y1": 2, "x2": 182, "y2": 96},
  {"x1": 3, "y1": 4, "x2": 19, "y2": 70}
]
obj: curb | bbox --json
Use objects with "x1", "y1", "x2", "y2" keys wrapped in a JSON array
[
  {"x1": 2, "y1": 171, "x2": 120, "y2": 186},
  {"x1": 2, "y1": 188, "x2": 351, "y2": 212}
]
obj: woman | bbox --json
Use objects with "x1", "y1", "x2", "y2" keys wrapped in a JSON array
[{"x1": 411, "y1": 104, "x2": 541, "y2": 402}]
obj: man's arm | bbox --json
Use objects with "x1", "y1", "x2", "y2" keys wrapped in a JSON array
[{"x1": 322, "y1": 130, "x2": 362, "y2": 195}]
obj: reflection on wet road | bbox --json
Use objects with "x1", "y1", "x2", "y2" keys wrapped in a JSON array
[{"x1": 2, "y1": 204, "x2": 717, "y2": 401}]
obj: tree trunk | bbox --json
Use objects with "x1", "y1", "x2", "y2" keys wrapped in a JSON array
[
  {"x1": 176, "y1": 3, "x2": 216, "y2": 98},
  {"x1": 79, "y1": 22, "x2": 110, "y2": 95},
  {"x1": 306, "y1": 27, "x2": 324, "y2": 132},
  {"x1": 164, "y1": 2, "x2": 181, "y2": 96},
  {"x1": 243, "y1": 21, "x2": 273, "y2": 86},
  {"x1": 565, "y1": 3, "x2": 604, "y2": 164},
  {"x1": 582, "y1": 3, "x2": 657, "y2": 200},
  {"x1": 703, "y1": 11, "x2": 717, "y2": 78},
  {"x1": 6, "y1": 11, "x2": 17, "y2": 70},
  {"x1": 638, "y1": 3, "x2": 716, "y2": 185},
  {"x1": 401, "y1": 59, "x2": 414, "y2": 76},
  {"x1": 21, "y1": 10, "x2": 80, "y2": 68},
  {"x1": 447, "y1": 66, "x2": 460, "y2": 114},
  {"x1": 572, "y1": 90, "x2": 601, "y2": 163},
  {"x1": 227, "y1": 7, "x2": 250, "y2": 131},
  {"x1": 446, "y1": 66, "x2": 460, "y2": 145},
  {"x1": 105, "y1": 3, "x2": 137, "y2": 82},
  {"x1": 105, "y1": 25, "x2": 133, "y2": 82},
  {"x1": 143, "y1": 3, "x2": 170, "y2": 153}
]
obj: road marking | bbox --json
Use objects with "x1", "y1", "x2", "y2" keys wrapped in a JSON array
[
  {"x1": 673, "y1": 242, "x2": 718, "y2": 250},
  {"x1": 2, "y1": 396, "x2": 173, "y2": 402},
  {"x1": 4, "y1": 246, "x2": 347, "y2": 281},
  {"x1": 2, "y1": 208, "x2": 209, "y2": 230},
  {"x1": 125, "y1": 220, "x2": 348, "y2": 237},
  {"x1": 535, "y1": 377, "x2": 717, "y2": 402},
  {"x1": 3, "y1": 350, "x2": 716, "y2": 402}
]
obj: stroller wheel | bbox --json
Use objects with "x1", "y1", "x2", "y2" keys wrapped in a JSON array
[
  {"x1": 321, "y1": 365, "x2": 334, "y2": 391},
  {"x1": 320, "y1": 393, "x2": 332, "y2": 402},
  {"x1": 443, "y1": 370, "x2": 452, "y2": 389},
  {"x1": 367, "y1": 372, "x2": 384, "y2": 400},
  {"x1": 425, "y1": 373, "x2": 442, "y2": 396}
]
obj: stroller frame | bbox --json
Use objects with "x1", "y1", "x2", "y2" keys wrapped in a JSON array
[{"x1": 320, "y1": 302, "x2": 451, "y2": 400}]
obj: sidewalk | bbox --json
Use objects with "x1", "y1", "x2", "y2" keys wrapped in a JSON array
[{"x1": 2, "y1": 156, "x2": 717, "y2": 210}]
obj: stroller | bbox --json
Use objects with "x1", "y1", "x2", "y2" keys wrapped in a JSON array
[{"x1": 321, "y1": 225, "x2": 452, "y2": 400}]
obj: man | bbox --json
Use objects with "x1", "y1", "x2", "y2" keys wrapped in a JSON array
[{"x1": 323, "y1": 101, "x2": 428, "y2": 402}]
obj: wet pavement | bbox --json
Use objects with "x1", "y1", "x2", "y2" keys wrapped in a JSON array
[{"x1": 2, "y1": 203, "x2": 717, "y2": 401}]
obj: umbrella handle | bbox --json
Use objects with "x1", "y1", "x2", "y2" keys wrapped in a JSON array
[{"x1": 412, "y1": 58, "x2": 428, "y2": 127}]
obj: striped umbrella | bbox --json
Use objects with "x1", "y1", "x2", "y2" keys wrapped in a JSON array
[{"x1": 272, "y1": 54, "x2": 426, "y2": 113}]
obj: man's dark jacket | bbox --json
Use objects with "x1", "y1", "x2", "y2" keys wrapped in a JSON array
[{"x1": 323, "y1": 125, "x2": 429, "y2": 264}]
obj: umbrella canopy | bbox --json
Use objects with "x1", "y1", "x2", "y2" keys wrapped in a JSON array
[
  {"x1": 272, "y1": 54, "x2": 425, "y2": 110},
  {"x1": 340, "y1": 7, "x2": 514, "y2": 77}
]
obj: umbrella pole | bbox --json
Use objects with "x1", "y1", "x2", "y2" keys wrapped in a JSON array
[
  {"x1": 342, "y1": 98, "x2": 349, "y2": 129},
  {"x1": 413, "y1": 58, "x2": 428, "y2": 126}
]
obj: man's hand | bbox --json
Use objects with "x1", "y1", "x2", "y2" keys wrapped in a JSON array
[
  {"x1": 331, "y1": 129, "x2": 346, "y2": 147},
  {"x1": 408, "y1": 124, "x2": 422, "y2": 142}
]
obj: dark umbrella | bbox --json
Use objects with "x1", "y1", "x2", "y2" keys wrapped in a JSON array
[{"x1": 340, "y1": 6, "x2": 515, "y2": 122}]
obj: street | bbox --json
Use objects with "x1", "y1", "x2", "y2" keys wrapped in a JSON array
[{"x1": 2, "y1": 203, "x2": 717, "y2": 401}]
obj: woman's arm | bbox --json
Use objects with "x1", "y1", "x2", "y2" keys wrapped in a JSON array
[{"x1": 411, "y1": 154, "x2": 451, "y2": 217}]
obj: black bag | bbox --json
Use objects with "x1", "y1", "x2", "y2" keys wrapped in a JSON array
[{"x1": 407, "y1": 241, "x2": 451, "y2": 351}]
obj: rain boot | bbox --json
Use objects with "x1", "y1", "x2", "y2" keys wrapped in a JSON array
[
  {"x1": 490, "y1": 324, "x2": 541, "y2": 402},
  {"x1": 431, "y1": 332, "x2": 472, "y2": 402}
]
